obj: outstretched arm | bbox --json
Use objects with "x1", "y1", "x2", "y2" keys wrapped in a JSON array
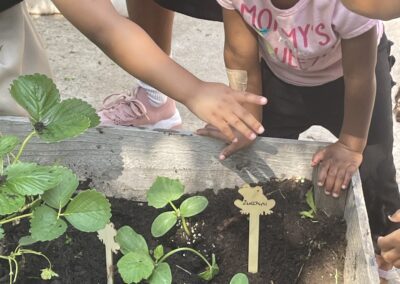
[
  {"x1": 52, "y1": 0, "x2": 266, "y2": 141},
  {"x1": 341, "y1": 0, "x2": 400, "y2": 20}
]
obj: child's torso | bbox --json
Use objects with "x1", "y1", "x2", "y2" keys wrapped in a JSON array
[{"x1": 222, "y1": 0, "x2": 382, "y2": 86}]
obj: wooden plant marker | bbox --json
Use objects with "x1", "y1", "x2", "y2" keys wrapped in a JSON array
[
  {"x1": 97, "y1": 222, "x2": 120, "y2": 284},
  {"x1": 234, "y1": 184, "x2": 276, "y2": 273}
]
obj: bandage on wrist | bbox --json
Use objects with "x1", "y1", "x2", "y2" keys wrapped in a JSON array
[{"x1": 226, "y1": 68, "x2": 248, "y2": 92}]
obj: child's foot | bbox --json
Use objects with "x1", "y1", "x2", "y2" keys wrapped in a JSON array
[{"x1": 98, "y1": 86, "x2": 182, "y2": 129}]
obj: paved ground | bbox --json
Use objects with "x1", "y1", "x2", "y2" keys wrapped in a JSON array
[{"x1": 33, "y1": 13, "x2": 400, "y2": 183}]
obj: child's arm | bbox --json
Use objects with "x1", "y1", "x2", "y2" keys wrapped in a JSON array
[
  {"x1": 341, "y1": 0, "x2": 400, "y2": 20},
  {"x1": 197, "y1": 8, "x2": 263, "y2": 159},
  {"x1": 312, "y1": 27, "x2": 377, "y2": 198},
  {"x1": 51, "y1": 0, "x2": 266, "y2": 142}
]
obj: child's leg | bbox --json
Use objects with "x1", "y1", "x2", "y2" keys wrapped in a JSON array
[
  {"x1": 98, "y1": 1, "x2": 182, "y2": 129},
  {"x1": 0, "y1": 2, "x2": 51, "y2": 116}
]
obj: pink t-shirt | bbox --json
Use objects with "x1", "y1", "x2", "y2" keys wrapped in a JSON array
[{"x1": 217, "y1": 0, "x2": 383, "y2": 86}]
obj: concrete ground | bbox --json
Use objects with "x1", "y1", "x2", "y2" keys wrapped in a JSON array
[{"x1": 32, "y1": 13, "x2": 400, "y2": 184}]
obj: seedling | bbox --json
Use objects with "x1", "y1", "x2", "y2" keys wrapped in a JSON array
[
  {"x1": 115, "y1": 225, "x2": 219, "y2": 284},
  {"x1": 230, "y1": 273, "x2": 249, "y2": 284},
  {"x1": 299, "y1": 189, "x2": 317, "y2": 219},
  {"x1": 0, "y1": 74, "x2": 111, "y2": 283},
  {"x1": 147, "y1": 176, "x2": 208, "y2": 238}
]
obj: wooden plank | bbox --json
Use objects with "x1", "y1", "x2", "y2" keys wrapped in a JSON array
[
  {"x1": 0, "y1": 117, "x2": 326, "y2": 200},
  {"x1": 343, "y1": 172, "x2": 380, "y2": 283}
]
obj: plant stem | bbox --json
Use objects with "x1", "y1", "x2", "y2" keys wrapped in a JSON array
[
  {"x1": 0, "y1": 213, "x2": 32, "y2": 225},
  {"x1": 168, "y1": 201, "x2": 178, "y2": 212},
  {"x1": 158, "y1": 247, "x2": 212, "y2": 269},
  {"x1": 20, "y1": 249, "x2": 52, "y2": 269},
  {"x1": 181, "y1": 216, "x2": 191, "y2": 237},
  {"x1": 13, "y1": 131, "x2": 36, "y2": 164}
]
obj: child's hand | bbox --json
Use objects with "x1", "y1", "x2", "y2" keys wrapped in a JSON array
[
  {"x1": 378, "y1": 210, "x2": 400, "y2": 268},
  {"x1": 311, "y1": 141, "x2": 363, "y2": 198},
  {"x1": 184, "y1": 82, "x2": 266, "y2": 143},
  {"x1": 196, "y1": 124, "x2": 254, "y2": 160}
]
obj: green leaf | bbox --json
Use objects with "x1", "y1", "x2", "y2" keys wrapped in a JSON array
[
  {"x1": 198, "y1": 254, "x2": 219, "y2": 281},
  {"x1": 0, "y1": 226, "x2": 4, "y2": 240},
  {"x1": 115, "y1": 226, "x2": 149, "y2": 255},
  {"x1": 0, "y1": 136, "x2": 19, "y2": 157},
  {"x1": 42, "y1": 167, "x2": 78, "y2": 209},
  {"x1": 38, "y1": 99, "x2": 91, "y2": 142},
  {"x1": 0, "y1": 187, "x2": 24, "y2": 215},
  {"x1": 151, "y1": 211, "x2": 177, "y2": 238},
  {"x1": 117, "y1": 252, "x2": 154, "y2": 284},
  {"x1": 30, "y1": 205, "x2": 67, "y2": 241},
  {"x1": 10, "y1": 74, "x2": 60, "y2": 123},
  {"x1": 149, "y1": 263, "x2": 172, "y2": 284},
  {"x1": 305, "y1": 189, "x2": 317, "y2": 214},
  {"x1": 180, "y1": 196, "x2": 208, "y2": 218},
  {"x1": 230, "y1": 273, "x2": 249, "y2": 284},
  {"x1": 147, "y1": 177, "x2": 184, "y2": 209},
  {"x1": 5, "y1": 163, "x2": 62, "y2": 196},
  {"x1": 64, "y1": 190, "x2": 111, "y2": 232},
  {"x1": 59, "y1": 98, "x2": 100, "y2": 128},
  {"x1": 153, "y1": 245, "x2": 164, "y2": 261},
  {"x1": 19, "y1": 235, "x2": 37, "y2": 246}
]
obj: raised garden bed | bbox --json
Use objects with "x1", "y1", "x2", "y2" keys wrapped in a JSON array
[{"x1": 0, "y1": 116, "x2": 379, "y2": 283}]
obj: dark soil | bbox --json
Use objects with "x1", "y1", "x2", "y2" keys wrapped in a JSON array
[{"x1": 0, "y1": 178, "x2": 346, "y2": 284}]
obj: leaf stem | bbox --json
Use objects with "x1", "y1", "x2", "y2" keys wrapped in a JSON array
[
  {"x1": 181, "y1": 216, "x2": 191, "y2": 237},
  {"x1": 13, "y1": 131, "x2": 36, "y2": 164},
  {"x1": 168, "y1": 201, "x2": 178, "y2": 213},
  {"x1": 158, "y1": 247, "x2": 211, "y2": 269},
  {"x1": 0, "y1": 213, "x2": 33, "y2": 225}
]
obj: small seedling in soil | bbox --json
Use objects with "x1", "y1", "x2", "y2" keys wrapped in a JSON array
[
  {"x1": 230, "y1": 273, "x2": 249, "y2": 284},
  {"x1": 147, "y1": 176, "x2": 208, "y2": 238},
  {"x1": 299, "y1": 189, "x2": 317, "y2": 220},
  {"x1": 0, "y1": 74, "x2": 111, "y2": 283},
  {"x1": 115, "y1": 225, "x2": 219, "y2": 284}
]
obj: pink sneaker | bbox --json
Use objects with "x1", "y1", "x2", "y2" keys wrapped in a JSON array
[{"x1": 98, "y1": 87, "x2": 182, "y2": 129}]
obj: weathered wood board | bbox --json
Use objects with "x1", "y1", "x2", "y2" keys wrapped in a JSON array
[{"x1": 0, "y1": 117, "x2": 379, "y2": 283}]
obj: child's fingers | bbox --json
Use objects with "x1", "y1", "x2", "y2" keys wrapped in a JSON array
[
  {"x1": 219, "y1": 143, "x2": 241, "y2": 160},
  {"x1": 317, "y1": 160, "x2": 330, "y2": 191},
  {"x1": 209, "y1": 118, "x2": 236, "y2": 142},
  {"x1": 381, "y1": 248, "x2": 400, "y2": 265},
  {"x1": 311, "y1": 148, "x2": 326, "y2": 167},
  {"x1": 324, "y1": 165, "x2": 337, "y2": 194},
  {"x1": 235, "y1": 92, "x2": 267, "y2": 106},
  {"x1": 378, "y1": 236, "x2": 395, "y2": 253},
  {"x1": 224, "y1": 112, "x2": 258, "y2": 141},
  {"x1": 196, "y1": 127, "x2": 230, "y2": 143},
  {"x1": 332, "y1": 168, "x2": 346, "y2": 198},
  {"x1": 341, "y1": 170, "x2": 352, "y2": 190},
  {"x1": 388, "y1": 209, "x2": 400, "y2": 223},
  {"x1": 232, "y1": 106, "x2": 265, "y2": 135}
]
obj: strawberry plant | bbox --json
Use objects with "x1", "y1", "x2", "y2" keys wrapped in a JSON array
[
  {"x1": 115, "y1": 225, "x2": 219, "y2": 284},
  {"x1": 147, "y1": 176, "x2": 208, "y2": 237},
  {"x1": 0, "y1": 74, "x2": 111, "y2": 283}
]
